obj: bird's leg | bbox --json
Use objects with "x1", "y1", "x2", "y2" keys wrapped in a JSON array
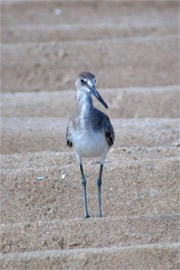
[
  {"x1": 80, "y1": 164, "x2": 90, "y2": 218},
  {"x1": 97, "y1": 164, "x2": 103, "y2": 217}
]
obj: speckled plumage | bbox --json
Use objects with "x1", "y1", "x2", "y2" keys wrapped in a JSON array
[
  {"x1": 66, "y1": 73, "x2": 115, "y2": 159},
  {"x1": 66, "y1": 72, "x2": 115, "y2": 218}
]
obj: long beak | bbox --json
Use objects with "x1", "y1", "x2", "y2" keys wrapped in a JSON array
[{"x1": 90, "y1": 86, "x2": 108, "y2": 109}]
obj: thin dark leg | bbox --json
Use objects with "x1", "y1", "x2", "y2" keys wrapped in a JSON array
[
  {"x1": 97, "y1": 164, "x2": 103, "y2": 217},
  {"x1": 80, "y1": 164, "x2": 90, "y2": 218}
]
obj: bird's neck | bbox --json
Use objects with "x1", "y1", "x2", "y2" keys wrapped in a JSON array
[{"x1": 76, "y1": 90, "x2": 94, "y2": 113}]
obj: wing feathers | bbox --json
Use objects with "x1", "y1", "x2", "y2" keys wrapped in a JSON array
[{"x1": 105, "y1": 131, "x2": 114, "y2": 146}]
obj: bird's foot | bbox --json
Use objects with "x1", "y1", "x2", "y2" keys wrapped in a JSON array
[{"x1": 84, "y1": 213, "x2": 90, "y2": 219}]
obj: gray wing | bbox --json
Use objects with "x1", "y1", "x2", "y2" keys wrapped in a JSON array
[
  {"x1": 66, "y1": 118, "x2": 73, "y2": 147},
  {"x1": 104, "y1": 115, "x2": 115, "y2": 147},
  {"x1": 92, "y1": 109, "x2": 115, "y2": 147}
]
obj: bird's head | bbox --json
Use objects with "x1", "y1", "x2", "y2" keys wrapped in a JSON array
[{"x1": 76, "y1": 72, "x2": 108, "y2": 109}]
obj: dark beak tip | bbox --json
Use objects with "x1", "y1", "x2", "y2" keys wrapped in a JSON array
[{"x1": 91, "y1": 86, "x2": 109, "y2": 109}]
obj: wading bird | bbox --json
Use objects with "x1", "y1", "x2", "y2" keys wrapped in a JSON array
[{"x1": 66, "y1": 72, "x2": 115, "y2": 218}]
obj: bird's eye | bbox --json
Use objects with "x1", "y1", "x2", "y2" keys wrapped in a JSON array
[{"x1": 81, "y1": 79, "x2": 86, "y2": 84}]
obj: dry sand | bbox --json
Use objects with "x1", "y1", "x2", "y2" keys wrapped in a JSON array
[{"x1": 1, "y1": 0, "x2": 180, "y2": 269}]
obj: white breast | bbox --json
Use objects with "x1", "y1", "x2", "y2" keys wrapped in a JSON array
[{"x1": 73, "y1": 129, "x2": 109, "y2": 159}]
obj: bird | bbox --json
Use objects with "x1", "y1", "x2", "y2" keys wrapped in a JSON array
[{"x1": 66, "y1": 72, "x2": 115, "y2": 218}]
